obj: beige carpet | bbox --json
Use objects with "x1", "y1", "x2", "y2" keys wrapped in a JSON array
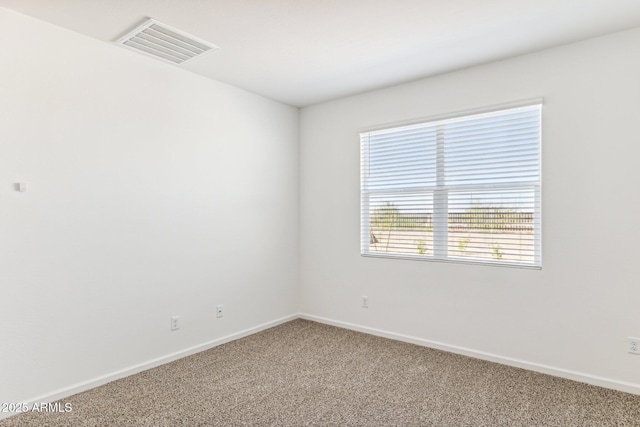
[{"x1": 2, "y1": 319, "x2": 640, "y2": 426}]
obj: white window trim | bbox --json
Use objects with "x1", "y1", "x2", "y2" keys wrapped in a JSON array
[{"x1": 360, "y1": 98, "x2": 543, "y2": 269}]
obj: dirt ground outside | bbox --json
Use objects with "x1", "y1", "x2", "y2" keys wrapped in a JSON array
[{"x1": 369, "y1": 229, "x2": 534, "y2": 263}]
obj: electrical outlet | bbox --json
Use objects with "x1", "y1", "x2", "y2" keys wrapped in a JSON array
[
  {"x1": 362, "y1": 296, "x2": 368, "y2": 308},
  {"x1": 171, "y1": 316, "x2": 180, "y2": 331},
  {"x1": 216, "y1": 305, "x2": 224, "y2": 318},
  {"x1": 630, "y1": 337, "x2": 640, "y2": 355}
]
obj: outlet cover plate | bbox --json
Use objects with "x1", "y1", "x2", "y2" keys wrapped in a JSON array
[{"x1": 171, "y1": 316, "x2": 180, "y2": 331}]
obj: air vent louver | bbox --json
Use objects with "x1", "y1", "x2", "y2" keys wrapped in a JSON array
[{"x1": 116, "y1": 19, "x2": 219, "y2": 64}]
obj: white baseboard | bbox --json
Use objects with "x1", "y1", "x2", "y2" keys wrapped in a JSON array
[
  {"x1": 299, "y1": 313, "x2": 640, "y2": 396},
  {"x1": 0, "y1": 314, "x2": 298, "y2": 421}
]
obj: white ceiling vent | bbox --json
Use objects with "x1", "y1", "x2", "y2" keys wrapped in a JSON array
[{"x1": 116, "y1": 19, "x2": 219, "y2": 65}]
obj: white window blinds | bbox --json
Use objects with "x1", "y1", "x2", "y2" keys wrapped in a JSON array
[{"x1": 360, "y1": 103, "x2": 542, "y2": 268}]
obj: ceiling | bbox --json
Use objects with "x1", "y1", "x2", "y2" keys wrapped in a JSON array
[{"x1": 2, "y1": 0, "x2": 640, "y2": 107}]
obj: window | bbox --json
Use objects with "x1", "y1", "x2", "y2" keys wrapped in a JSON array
[{"x1": 360, "y1": 102, "x2": 541, "y2": 268}]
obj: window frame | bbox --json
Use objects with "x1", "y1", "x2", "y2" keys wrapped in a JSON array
[{"x1": 360, "y1": 99, "x2": 543, "y2": 269}]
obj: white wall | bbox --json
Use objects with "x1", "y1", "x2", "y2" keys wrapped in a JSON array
[
  {"x1": 0, "y1": 8, "x2": 299, "y2": 406},
  {"x1": 300, "y1": 27, "x2": 640, "y2": 391}
]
